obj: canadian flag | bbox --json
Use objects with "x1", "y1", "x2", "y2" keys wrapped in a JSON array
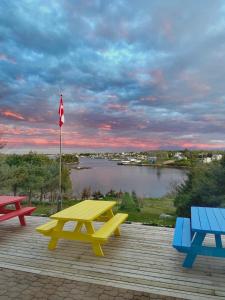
[{"x1": 58, "y1": 94, "x2": 64, "y2": 127}]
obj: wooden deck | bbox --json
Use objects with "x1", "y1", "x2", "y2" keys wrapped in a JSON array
[{"x1": 0, "y1": 216, "x2": 225, "y2": 300}]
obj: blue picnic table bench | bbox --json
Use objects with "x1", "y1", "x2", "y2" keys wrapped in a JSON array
[{"x1": 173, "y1": 206, "x2": 225, "y2": 268}]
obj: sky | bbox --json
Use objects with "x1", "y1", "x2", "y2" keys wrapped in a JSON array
[{"x1": 1, "y1": 0, "x2": 225, "y2": 153}]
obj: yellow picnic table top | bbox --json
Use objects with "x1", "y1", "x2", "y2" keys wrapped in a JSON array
[{"x1": 50, "y1": 200, "x2": 116, "y2": 222}]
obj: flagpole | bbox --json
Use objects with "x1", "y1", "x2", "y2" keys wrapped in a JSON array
[
  {"x1": 57, "y1": 94, "x2": 64, "y2": 212},
  {"x1": 59, "y1": 125, "x2": 62, "y2": 211}
]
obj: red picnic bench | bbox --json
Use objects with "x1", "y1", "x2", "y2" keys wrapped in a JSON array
[{"x1": 0, "y1": 196, "x2": 36, "y2": 226}]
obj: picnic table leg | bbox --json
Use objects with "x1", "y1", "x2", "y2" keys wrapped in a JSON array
[
  {"x1": 48, "y1": 220, "x2": 65, "y2": 250},
  {"x1": 84, "y1": 222, "x2": 104, "y2": 256},
  {"x1": 73, "y1": 221, "x2": 83, "y2": 233},
  {"x1": 15, "y1": 202, "x2": 26, "y2": 226},
  {"x1": 106, "y1": 209, "x2": 120, "y2": 236},
  {"x1": 215, "y1": 234, "x2": 223, "y2": 248},
  {"x1": 183, "y1": 233, "x2": 206, "y2": 268}
]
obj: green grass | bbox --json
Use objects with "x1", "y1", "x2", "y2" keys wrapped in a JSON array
[
  {"x1": 118, "y1": 197, "x2": 176, "y2": 227},
  {"x1": 30, "y1": 197, "x2": 176, "y2": 227},
  {"x1": 28, "y1": 199, "x2": 79, "y2": 216}
]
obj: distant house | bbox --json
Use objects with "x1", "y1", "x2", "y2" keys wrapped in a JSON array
[
  {"x1": 212, "y1": 154, "x2": 223, "y2": 161},
  {"x1": 203, "y1": 157, "x2": 212, "y2": 163},
  {"x1": 129, "y1": 158, "x2": 141, "y2": 163},
  {"x1": 148, "y1": 156, "x2": 157, "y2": 163},
  {"x1": 174, "y1": 152, "x2": 187, "y2": 160}
]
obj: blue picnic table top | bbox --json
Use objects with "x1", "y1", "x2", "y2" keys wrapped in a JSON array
[{"x1": 191, "y1": 207, "x2": 225, "y2": 235}]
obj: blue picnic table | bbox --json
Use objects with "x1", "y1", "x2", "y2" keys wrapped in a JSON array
[{"x1": 173, "y1": 206, "x2": 225, "y2": 268}]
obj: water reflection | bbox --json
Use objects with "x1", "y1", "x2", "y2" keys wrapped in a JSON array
[{"x1": 156, "y1": 167, "x2": 161, "y2": 179}]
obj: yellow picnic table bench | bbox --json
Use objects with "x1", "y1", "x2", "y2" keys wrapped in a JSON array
[{"x1": 36, "y1": 200, "x2": 128, "y2": 256}]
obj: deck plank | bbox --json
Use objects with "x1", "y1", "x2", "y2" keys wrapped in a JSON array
[{"x1": 1, "y1": 216, "x2": 225, "y2": 299}]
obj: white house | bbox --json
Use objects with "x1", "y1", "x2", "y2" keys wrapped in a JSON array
[
  {"x1": 203, "y1": 157, "x2": 212, "y2": 163},
  {"x1": 212, "y1": 154, "x2": 223, "y2": 161},
  {"x1": 174, "y1": 152, "x2": 187, "y2": 160}
]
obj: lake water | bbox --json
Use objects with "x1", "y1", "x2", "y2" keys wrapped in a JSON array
[{"x1": 70, "y1": 158, "x2": 188, "y2": 198}]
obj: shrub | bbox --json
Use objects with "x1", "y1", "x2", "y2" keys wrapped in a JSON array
[{"x1": 174, "y1": 160, "x2": 225, "y2": 216}]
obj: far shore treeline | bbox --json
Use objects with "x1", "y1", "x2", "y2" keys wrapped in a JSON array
[{"x1": 0, "y1": 151, "x2": 225, "y2": 226}]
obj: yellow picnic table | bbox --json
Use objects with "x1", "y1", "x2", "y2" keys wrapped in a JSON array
[{"x1": 36, "y1": 200, "x2": 128, "y2": 256}]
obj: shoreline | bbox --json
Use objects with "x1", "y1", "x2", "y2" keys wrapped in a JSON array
[
  {"x1": 65, "y1": 157, "x2": 190, "y2": 171},
  {"x1": 65, "y1": 163, "x2": 91, "y2": 170},
  {"x1": 68, "y1": 158, "x2": 189, "y2": 170},
  {"x1": 117, "y1": 162, "x2": 189, "y2": 169}
]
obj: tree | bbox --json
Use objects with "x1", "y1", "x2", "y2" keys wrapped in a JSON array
[
  {"x1": 92, "y1": 190, "x2": 104, "y2": 199},
  {"x1": 61, "y1": 166, "x2": 72, "y2": 193},
  {"x1": 131, "y1": 190, "x2": 141, "y2": 211},
  {"x1": 0, "y1": 160, "x2": 11, "y2": 192},
  {"x1": 183, "y1": 148, "x2": 192, "y2": 159},
  {"x1": 174, "y1": 161, "x2": 225, "y2": 217},
  {"x1": 116, "y1": 190, "x2": 124, "y2": 198},
  {"x1": 60, "y1": 154, "x2": 79, "y2": 164},
  {"x1": 8, "y1": 165, "x2": 29, "y2": 196},
  {"x1": 0, "y1": 153, "x2": 72, "y2": 203},
  {"x1": 24, "y1": 166, "x2": 44, "y2": 204},
  {"x1": 119, "y1": 192, "x2": 139, "y2": 212},
  {"x1": 106, "y1": 189, "x2": 117, "y2": 198},
  {"x1": 81, "y1": 187, "x2": 91, "y2": 200}
]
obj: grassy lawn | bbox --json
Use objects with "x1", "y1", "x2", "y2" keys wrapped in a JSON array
[
  {"x1": 30, "y1": 197, "x2": 176, "y2": 227},
  {"x1": 118, "y1": 197, "x2": 176, "y2": 227},
  {"x1": 31, "y1": 199, "x2": 77, "y2": 216}
]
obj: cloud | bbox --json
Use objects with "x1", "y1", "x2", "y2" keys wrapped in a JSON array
[
  {"x1": 1, "y1": 110, "x2": 25, "y2": 120},
  {"x1": 0, "y1": 53, "x2": 16, "y2": 64},
  {"x1": 1, "y1": 0, "x2": 225, "y2": 151}
]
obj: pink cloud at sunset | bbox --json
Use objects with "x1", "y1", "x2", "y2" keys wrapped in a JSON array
[
  {"x1": 106, "y1": 103, "x2": 128, "y2": 111},
  {"x1": 3, "y1": 135, "x2": 159, "y2": 149},
  {"x1": 3, "y1": 126, "x2": 225, "y2": 152},
  {"x1": 98, "y1": 124, "x2": 112, "y2": 131},
  {"x1": 1, "y1": 110, "x2": 25, "y2": 120}
]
